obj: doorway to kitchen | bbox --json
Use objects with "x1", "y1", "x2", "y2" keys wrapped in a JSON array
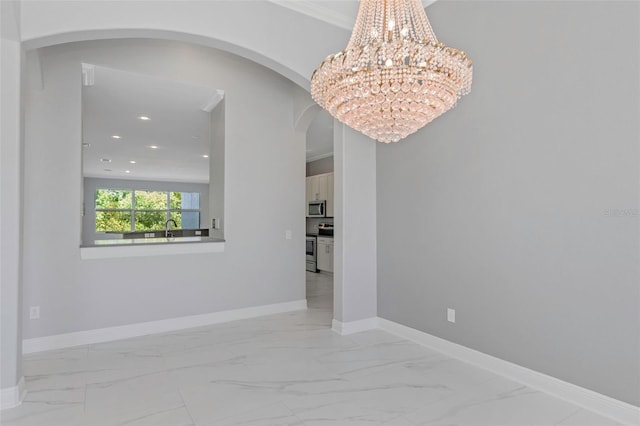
[
  {"x1": 305, "y1": 110, "x2": 334, "y2": 315},
  {"x1": 306, "y1": 271, "x2": 333, "y2": 310}
]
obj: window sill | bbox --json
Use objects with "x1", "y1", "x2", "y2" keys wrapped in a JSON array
[{"x1": 80, "y1": 237, "x2": 225, "y2": 259}]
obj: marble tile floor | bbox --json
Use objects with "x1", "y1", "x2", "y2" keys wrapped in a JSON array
[
  {"x1": 305, "y1": 271, "x2": 334, "y2": 311},
  {"x1": 1, "y1": 272, "x2": 621, "y2": 426}
]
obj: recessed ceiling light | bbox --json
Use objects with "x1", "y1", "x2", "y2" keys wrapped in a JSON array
[
  {"x1": 149, "y1": 145, "x2": 158, "y2": 149},
  {"x1": 125, "y1": 170, "x2": 131, "y2": 174},
  {"x1": 129, "y1": 160, "x2": 136, "y2": 164},
  {"x1": 103, "y1": 169, "x2": 112, "y2": 172},
  {"x1": 82, "y1": 143, "x2": 91, "y2": 148},
  {"x1": 111, "y1": 135, "x2": 121, "y2": 139},
  {"x1": 201, "y1": 154, "x2": 209, "y2": 158},
  {"x1": 138, "y1": 116, "x2": 150, "y2": 121},
  {"x1": 100, "y1": 158, "x2": 111, "y2": 163}
]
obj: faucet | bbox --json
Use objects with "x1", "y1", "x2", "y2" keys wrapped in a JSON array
[{"x1": 165, "y1": 219, "x2": 177, "y2": 238}]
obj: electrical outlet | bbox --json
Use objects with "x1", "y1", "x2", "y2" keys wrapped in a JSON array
[
  {"x1": 285, "y1": 230, "x2": 292, "y2": 240},
  {"x1": 447, "y1": 308, "x2": 455, "y2": 323},
  {"x1": 30, "y1": 306, "x2": 40, "y2": 320}
]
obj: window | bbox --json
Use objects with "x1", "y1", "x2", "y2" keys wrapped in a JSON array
[{"x1": 95, "y1": 189, "x2": 200, "y2": 232}]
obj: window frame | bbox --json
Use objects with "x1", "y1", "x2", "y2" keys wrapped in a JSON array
[{"x1": 95, "y1": 188, "x2": 201, "y2": 233}]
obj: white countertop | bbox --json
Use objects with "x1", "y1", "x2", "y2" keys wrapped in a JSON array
[
  {"x1": 80, "y1": 237, "x2": 226, "y2": 259},
  {"x1": 84, "y1": 236, "x2": 224, "y2": 247}
]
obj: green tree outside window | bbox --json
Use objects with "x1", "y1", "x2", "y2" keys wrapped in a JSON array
[{"x1": 95, "y1": 189, "x2": 200, "y2": 232}]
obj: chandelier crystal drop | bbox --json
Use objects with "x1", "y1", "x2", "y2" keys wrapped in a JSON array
[{"x1": 310, "y1": 0, "x2": 473, "y2": 143}]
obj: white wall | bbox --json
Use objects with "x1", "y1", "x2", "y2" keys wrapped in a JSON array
[
  {"x1": 333, "y1": 124, "x2": 377, "y2": 324},
  {"x1": 82, "y1": 178, "x2": 210, "y2": 245},
  {"x1": 306, "y1": 110, "x2": 334, "y2": 161},
  {"x1": 209, "y1": 100, "x2": 225, "y2": 239},
  {"x1": 0, "y1": 0, "x2": 24, "y2": 392},
  {"x1": 19, "y1": 1, "x2": 350, "y2": 90},
  {"x1": 23, "y1": 39, "x2": 305, "y2": 339},
  {"x1": 377, "y1": 1, "x2": 640, "y2": 406}
]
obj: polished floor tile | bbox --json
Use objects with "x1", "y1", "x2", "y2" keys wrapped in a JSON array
[
  {"x1": 0, "y1": 272, "x2": 621, "y2": 425},
  {"x1": 556, "y1": 409, "x2": 623, "y2": 426}
]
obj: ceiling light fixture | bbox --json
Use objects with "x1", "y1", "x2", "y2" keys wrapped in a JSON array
[
  {"x1": 100, "y1": 158, "x2": 111, "y2": 163},
  {"x1": 201, "y1": 154, "x2": 209, "y2": 158},
  {"x1": 129, "y1": 160, "x2": 136, "y2": 164},
  {"x1": 125, "y1": 170, "x2": 131, "y2": 174},
  {"x1": 310, "y1": 0, "x2": 473, "y2": 143},
  {"x1": 111, "y1": 135, "x2": 121, "y2": 139},
  {"x1": 82, "y1": 143, "x2": 91, "y2": 148},
  {"x1": 138, "y1": 116, "x2": 150, "y2": 121},
  {"x1": 149, "y1": 145, "x2": 158, "y2": 149}
]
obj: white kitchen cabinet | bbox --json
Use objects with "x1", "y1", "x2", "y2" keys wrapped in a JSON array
[
  {"x1": 305, "y1": 172, "x2": 334, "y2": 217},
  {"x1": 306, "y1": 175, "x2": 319, "y2": 204},
  {"x1": 317, "y1": 236, "x2": 334, "y2": 272},
  {"x1": 326, "y1": 173, "x2": 334, "y2": 217},
  {"x1": 316, "y1": 174, "x2": 328, "y2": 202}
]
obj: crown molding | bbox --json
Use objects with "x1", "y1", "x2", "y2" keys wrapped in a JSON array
[
  {"x1": 269, "y1": 0, "x2": 354, "y2": 30},
  {"x1": 269, "y1": 0, "x2": 439, "y2": 31},
  {"x1": 306, "y1": 152, "x2": 334, "y2": 163}
]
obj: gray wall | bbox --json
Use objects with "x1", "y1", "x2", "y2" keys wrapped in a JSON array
[
  {"x1": 82, "y1": 177, "x2": 210, "y2": 245},
  {"x1": 1, "y1": 0, "x2": 24, "y2": 390},
  {"x1": 377, "y1": 1, "x2": 639, "y2": 406},
  {"x1": 306, "y1": 108, "x2": 334, "y2": 161},
  {"x1": 23, "y1": 39, "x2": 305, "y2": 340},
  {"x1": 306, "y1": 156, "x2": 334, "y2": 177},
  {"x1": 209, "y1": 100, "x2": 225, "y2": 239}
]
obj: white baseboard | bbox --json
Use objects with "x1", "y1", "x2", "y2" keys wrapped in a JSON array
[
  {"x1": 23, "y1": 300, "x2": 307, "y2": 354},
  {"x1": 377, "y1": 318, "x2": 640, "y2": 426},
  {"x1": 1, "y1": 377, "x2": 26, "y2": 410},
  {"x1": 332, "y1": 317, "x2": 378, "y2": 335}
]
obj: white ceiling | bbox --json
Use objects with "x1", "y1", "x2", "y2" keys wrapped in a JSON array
[
  {"x1": 80, "y1": 1, "x2": 441, "y2": 169},
  {"x1": 82, "y1": 65, "x2": 221, "y2": 183}
]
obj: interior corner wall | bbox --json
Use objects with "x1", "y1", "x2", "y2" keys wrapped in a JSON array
[
  {"x1": 22, "y1": 39, "x2": 305, "y2": 340},
  {"x1": 0, "y1": 0, "x2": 24, "y2": 390},
  {"x1": 209, "y1": 100, "x2": 225, "y2": 240},
  {"x1": 377, "y1": 1, "x2": 640, "y2": 406}
]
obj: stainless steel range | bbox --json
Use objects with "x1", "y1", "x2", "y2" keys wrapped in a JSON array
[
  {"x1": 306, "y1": 223, "x2": 333, "y2": 273},
  {"x1": 306, "y1": 236, "x2": 317, "y2": 272},
  {"x1": 318, "y1": 223, "x2": 334, "y2": 236}
]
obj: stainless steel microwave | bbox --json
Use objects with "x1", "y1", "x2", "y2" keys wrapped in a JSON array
[{"x1": 307, "y1": 200, "x2": 326, "y2": 218}]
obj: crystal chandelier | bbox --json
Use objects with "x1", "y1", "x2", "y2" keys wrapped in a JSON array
[{"x1": 310, "y1": 0, "x2": 473, "y2": 143}]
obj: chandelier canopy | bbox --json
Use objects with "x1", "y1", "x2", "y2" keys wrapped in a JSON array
[{"x1": 310, "y1": 0, "x2": 473, "y2": 143}]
